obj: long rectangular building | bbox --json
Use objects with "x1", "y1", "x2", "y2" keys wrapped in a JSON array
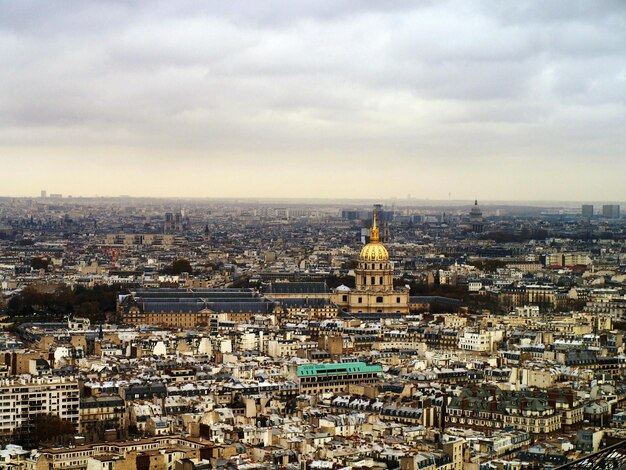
[
  {"x1": 118, "y1": 288, "x2": 277, "y2": 327},
  {"x1": 31, "y1": 435, "x2": 209, "y2": 470},
  {"x1": 296, "y1": 361, "x2": 382, "y2": 394},
  {"x1": 104, "y1": 233, "x2": 177, "y2": 247}
]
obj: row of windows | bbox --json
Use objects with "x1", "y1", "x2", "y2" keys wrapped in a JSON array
[
  {"x1": 363, "y1": 263, "x2": 387, "y2": 270},
  {"x1": 354, "y1": 296, "x2": 402, "y2": 304},
  {"x1": 300, "y1": 373, "x2": 376, "y2": 382},
  {"x1": 355, "y1": 310, "x2": 403, "y2": 313},
  {"x1": 362, "y1": 276, "x2": 387, "y2": 285}
]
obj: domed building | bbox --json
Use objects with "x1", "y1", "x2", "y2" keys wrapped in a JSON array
[
  {"x1": 469, "y1": 199, "x2": 484, "y2": 233},
  {"x1": 332, "y1": 213, "x2": 409, "y2": 314}
]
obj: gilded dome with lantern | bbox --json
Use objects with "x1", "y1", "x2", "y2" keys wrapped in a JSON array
[{"x1": 359, "y1": 215, "x2": 389, "y2": 261}]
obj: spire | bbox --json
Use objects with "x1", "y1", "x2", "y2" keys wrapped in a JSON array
[
  {"x1": 370, "y1": 212, "x2": 380, "y2": 243},
  {"x1": 475, "y1": 199, "x2": 478, "y2": 206}
]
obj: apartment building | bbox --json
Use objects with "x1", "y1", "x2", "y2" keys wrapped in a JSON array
[
  {"x1": 458, "y1": 329, "x2": 503, "y2": 353},
  {"x1": 446, "y1": 387, "x2": 563, "y2": 435},
  {"x1": 79, "y1": 395, "x2": 126, "y2": 443},
  {"x1": 0, "y1": 376, "x2": 80, "y2": 439}
]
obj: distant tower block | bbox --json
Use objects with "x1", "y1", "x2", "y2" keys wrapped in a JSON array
[
  {"x1": 383, "y1": 220, "x2": 390, "y2": 243},
  {"x1": 40, "y1": 190, "x2": 47, "y2": 198},
  {"x1": 372, "y1": 203, "x2": 391, "y2": 243},
  {"x1": 602, "y1": 204, "x2": 620, "y2": 219}
]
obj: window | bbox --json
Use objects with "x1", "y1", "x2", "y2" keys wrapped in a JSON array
[
  {"x1": 358, "y1": 297, "x2": 362, "y2": 304},
  {"x1": 376, "y1": 296, "x2": 383, "y2": 303},
  {"x1": 342, "y1": 295, "x2": 347, "y2": 302},
  {"x1": 396, "y1": 297, "x2": 400, "y2": 303},
  {"x1": 379, "y1": 276, "x2": 383, "y2": 284},
  {"x1": 371, "y1": 276, "x2": 375, "y2": 284}
]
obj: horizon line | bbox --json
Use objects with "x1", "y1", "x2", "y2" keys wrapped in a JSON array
[{"x1": 1, "y1": 195, "x2": 624, "y2": 206}]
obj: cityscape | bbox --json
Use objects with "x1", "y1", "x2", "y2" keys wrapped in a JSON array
[
  {"x1": 0, "y1": 196, "x2": 625, "y2": 470},
  {"x1": 1, "y1": 1, "x2": 626, "y2": 470}
]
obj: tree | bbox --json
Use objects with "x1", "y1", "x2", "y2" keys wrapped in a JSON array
[
  {"x1": 326, "y1": 274, "x2": 355, "y2": 289},
  {"x1": 74, "y1": 300, "x2": 101, "y2": 320},
  {"x1": 30, "y1": 257, "x2": 49, "y2": 271},
  {"x1": 12, "y1": 414, "x2": 76, "y2": 448},
  {"x1": 171, "y1": 258, "x2": 192, "y2": 275},
  {"x1": 231, "y1": 276, "x2": 251, "y2": 288}
]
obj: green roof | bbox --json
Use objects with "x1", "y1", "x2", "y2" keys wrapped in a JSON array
[{"x1": 297, "y1": 362, "x2": 383, "y2": 377}]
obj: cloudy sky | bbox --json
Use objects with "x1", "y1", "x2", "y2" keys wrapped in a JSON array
[{"x1": 1, "y1": 0, "x2": 625, "y2": 201}]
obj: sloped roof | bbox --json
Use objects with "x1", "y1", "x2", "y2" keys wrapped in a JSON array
[{"x1": 267, "y1": 282, "x2": 329, "y2": 295}]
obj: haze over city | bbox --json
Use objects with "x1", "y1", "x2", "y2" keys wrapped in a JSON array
[{"x1": 2, "y1": 0, "x2": 625, "y2": 200}]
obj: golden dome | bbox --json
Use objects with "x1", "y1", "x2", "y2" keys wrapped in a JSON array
[
  {"x1": 360, "y1": 243, "x2": 389, "y2": 261},
  {"x1": 359, "y1": 213, "x2": 389, "y2": 261}
]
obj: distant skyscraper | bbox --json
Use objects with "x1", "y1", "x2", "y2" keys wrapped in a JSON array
[
  {"x1": 341, "y1": 210, "x2": 361, "y2": 220},
  {"x1": 40, "y1": 190, "x2": 47, "y2": 198},
  {"x1": 581, "y1": 204, "x2": 594, "y2": 218},
  {"x1": 602, "y1": 204, "x2": 620, "y2": 219},
  {"x1": 373, "y1": 204, "x2": 391, "y2": 242},
  {"x1": 373, "y1": 204, "x2": 383, "y2": 222}
]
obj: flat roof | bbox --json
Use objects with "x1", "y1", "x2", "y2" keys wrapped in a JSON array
[{"x1": 297, "y1": 362, "x2": 382, "y2": 377}]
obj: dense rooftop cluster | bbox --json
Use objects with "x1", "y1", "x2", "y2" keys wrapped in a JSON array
[{"x1": 0, "y1": 197, "x2": 625, "y2": 470}]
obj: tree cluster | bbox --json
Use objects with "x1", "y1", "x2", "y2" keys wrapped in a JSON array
[
  {"x1": 7, "y1": 284, "x2": 123, "y2": 322},
  {"x1": 395, "y1": 277, "x2": 505, "y2": 314},
  {"x1": 467, "y1": 259, "x2": 508, "y2": 272},
  {"x1": 8, "y1": 414, "x2": 76, "y2": 448},
  {"x1": 160, "y1": 258, "x2": 193, "y2": 275}
]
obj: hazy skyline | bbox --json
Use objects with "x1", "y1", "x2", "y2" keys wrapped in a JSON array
[{"x1": 1, "y1": 1, "x2": 625, "y2": 200}]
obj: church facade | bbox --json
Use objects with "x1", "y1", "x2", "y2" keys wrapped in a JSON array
[{"x1": 332, "y1": 213, "x2": 410, "y2": 314}]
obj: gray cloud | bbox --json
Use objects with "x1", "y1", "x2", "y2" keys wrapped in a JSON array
[{"x1": 0, "y1": 0, "x2": 625, "y2": 200}]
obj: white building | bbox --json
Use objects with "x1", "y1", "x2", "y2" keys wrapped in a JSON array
[
  {"x1": 515, "y1": 305, "x2": 540, "y2": 318},
  {"x1": 458, "y1": 329, "x2": 503, "y2": 353}
]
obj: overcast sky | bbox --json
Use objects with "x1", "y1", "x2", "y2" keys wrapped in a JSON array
[{"x1": 1, "y1": 0, "x2": 625, "y2": 201}]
